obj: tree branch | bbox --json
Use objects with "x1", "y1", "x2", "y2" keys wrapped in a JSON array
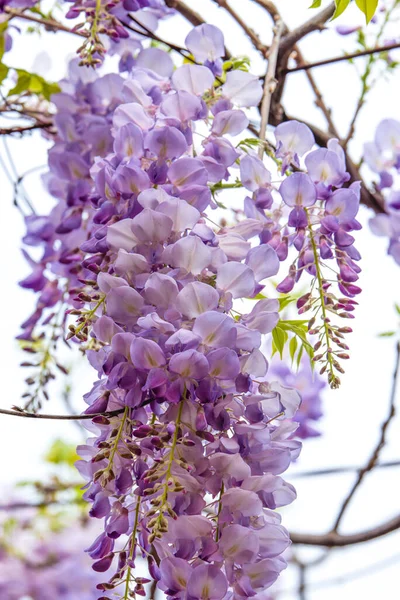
[
  {"x1": 290, "y1": 459, "x2": 400, "y2": 479},
  {"x1": 291, "y1": 513, "x2": 400, "y2": 546},
  {"x1": 0, "y1": 122, "x2": 53, "y2": 136},
  {"x1": 164, "y1": 0, "x2": 205, "y2": 27},
  {"x1": 251, "y1": 0, "x2": 286, "y2": 28},
  {"x1": 332, "y1": 341, "x2": 400, "y2": 531},
  {"x1": 258, "y1": 19, "x2": 285, "y2": 158},
  {"x1": 285, "y1": 41, "x2": 400, "y2": 73},
  {"x1": 211, "y1": 0, "x2": 268, "y2": 56},
  {"x1": 295, "y1": 47, "x2": 339, "y2": 137},
  {"x1": 0, "y1": 407, "x2": 124, "y2": 420},
  {"x1": 4, "y1": 7, "x2": 87, "y2": 37},
  {"x1": 279, "y1": 2, "x2": 335, "y2": 54}
]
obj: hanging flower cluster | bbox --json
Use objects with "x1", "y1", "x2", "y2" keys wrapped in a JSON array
[
  {"x1": 70, "y1": 24, "x2": 303, "y2": 598},
  {"x1": 364, "y1": 118, "x2": 400, "y2": 266},
  {"x1": 18, "y1": 59, "x2": 130, "y2": 410},
  {"x1": 0, "y1": 0, "x2": 170, "y2": 66},
  {"x1": 268, "y1": 123, "x2": 362, "y2": 388},
  {"x1": 16, "y1": 17, "x2": 365, "y2": 599}
]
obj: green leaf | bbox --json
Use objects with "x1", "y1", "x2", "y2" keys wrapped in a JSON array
[
  {"x1": 45, "y1": 439, "x2": 79, "y2": 466},
  {"x1": 395, "y1": 303, "x2": 400, "y2": 315},
  {"x1": 309, "y1": 0, "x2": 322, "y2": 7},
  {"x1": 272, "y1": 326, "x2": 287, "y2": 359},
  {"x1": 8, "y1": 69, "x2": 60, "y2": 100},
  {"x1": 289, "y1": 336, "x2": 298, "y2": 363},
  {"x1": 355, "y1": 0, "x2": 379, "y2": 23},
  {"x1": 0, "y1": 63, "x2": 9, "y2": 85},
  {"x1": 378, "y1": 331, "x2": 396, "y2": 337},
  {"x1": 332, "y1": 0, "x2": 351, "y2": 19},
  {"x1": 296, "y1": 343, "x2": 304, "y2": 369},
  {"x1": 0, "y1": 22, "x2": 8, "y2": 61},
  {"x1": 278, "y1": 295, "x2": 296, "y2": 311}
]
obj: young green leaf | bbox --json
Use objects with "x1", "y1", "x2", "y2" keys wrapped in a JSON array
[
  {"x1": 355, "y1": 0, "x2": 379, "y2": 23},
  {"x1": 332, "y1": 0, "x2": 351, "y2": 19},
  {"x1": 289, "y1": 335, "x2": 298, "y2": 363},
  {"x1": 272, "y1": 326, "x2": 287, "y2": 359},
  {"x1": 309, "y1": 0, "x2": 322, "y2": 7},
  {"x1": 0, "y1": 63, "x2": 9, "y2": 85}
]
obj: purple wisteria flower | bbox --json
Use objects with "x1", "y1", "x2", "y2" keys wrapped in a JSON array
[
  {"x1": 364, "y1": 118, "x2": 400, "y2": 265},
  {"x1": 16, "y1": 12, "x2": 365, "y2": 599},
  {"x1": 269, "y1": 358, "x2": 325, "y2": 439}
]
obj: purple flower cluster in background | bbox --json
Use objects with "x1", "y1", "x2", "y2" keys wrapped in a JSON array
[
  {"x1": 0, "y1": 513, "x2": 102, "y2": 599},
  {"x1": 364, "y1": 118, "x2": 400, "y2": 265},
  {"x1": 269, "y1": 358, "x2": 325, "y2": 439}
]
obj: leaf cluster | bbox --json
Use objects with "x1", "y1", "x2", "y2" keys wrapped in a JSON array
[{"x1": 310, "y1": 0, "x2": 379, "y2": 23}]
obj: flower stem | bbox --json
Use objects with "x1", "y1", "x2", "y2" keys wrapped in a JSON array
[
  {"x1": 306, "y1": 211, "x2": 338, "y2": 388},
  {"x1": 124, "y1": 498, "x2": 141, "y2": 600}
]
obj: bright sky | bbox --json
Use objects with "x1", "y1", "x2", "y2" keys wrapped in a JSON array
[{"x1": 1, "y1": 1, "x2": 400, "y2": 598}]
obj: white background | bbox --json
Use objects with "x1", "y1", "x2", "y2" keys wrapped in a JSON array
[{"x1": 1, "y1": 1, "x2": 400, "y2": 598}]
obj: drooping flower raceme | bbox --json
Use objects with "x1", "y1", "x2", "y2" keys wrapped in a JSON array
[
  {"x1": 270, "y1": 126, "x2": 362, "y2": 389},
  {"x1": 71, "y1": 29, "x2": 302, "y2": 596},
  {"x1": 16, "y1": 19, "x2": 364, "y2": 600},
  {"x1": 364, "y1": 118, "x2": 400, "y2": 265}
]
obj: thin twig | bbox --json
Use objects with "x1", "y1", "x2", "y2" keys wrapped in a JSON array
[
  {"x1": 0, "y1": 122, "x2": 53, "y2": 136},
  {"x1": 332, "y1": 341, "x2": 400, "y2": 532},
  {"x1": 343, "y1": 6, "x2": 392, "y2": 148},
  {"x1": 164, "y1": 0, "x2": 232, "y2": 59},
  {"x1": 282, "y1": 551, "x2": 400, "y2": 594},
  {"x1": 291, "y1": 512, "x2": 400, "y2": 546},
  {"x1": 295, "y1": 47, "x2": 339, "y2": 137},
  {"x1": 0, "y1": 498, "x2": 85, "y2": 511},
  {"x1": 251, "y1": 0, "x2": 285, "y2": 26},
  {"x1": 164, "y1": 0, "x2": 205, "y2": 27},
  {"x1": 258, "y1": 19, "x2": 284, "y2": 158},
  {"x1": 4, "y1": 7, "x2": 87, "y2": 37},
  {"x1": 211, "y1": 0, "x2": 268, "y2": 56},
  {"x1": 280, "y1": 2, "x2": 335, "y2": 54},
  {"x1": 285, "y1": 41, "x2": 400, "y2": 73},
  {"x1": 290, "y1": 459, "x2": 400, "y2": 479},
  {"x1": 0, "y1": 407, "x2": 124, "y2": 420},
  {"x1": 127, "y1": 14, "x2": 189, "y2": 57}
]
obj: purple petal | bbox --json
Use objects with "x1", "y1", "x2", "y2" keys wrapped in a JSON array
[
  {"x1": 176, "y1": 281, "x2": 219, "y2": 318},
  {"x1": 216, "y1": 262, "x2": 255, "y2": 298},
  {"x1": 279, "y1": 172, "x2": 316, "y2": 207},
  {"x1": 130, "y1": 338, "x2": 166, "y2": 370}
]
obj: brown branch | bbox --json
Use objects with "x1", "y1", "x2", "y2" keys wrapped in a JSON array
[
  {"x1": 290, "y1": 459, "x2": 400, "y2": 479},
  {"x1": 0, "y1": 407, "x2": 124, "y2": 420},
  {"x1": 0, "y1": 122, "x2": 53, "y2": 136},
  {"x1": 126, "y1": 14, "x2": 189, "y2": 58},
  {"x1": 279, "y1": 2, "x2": 335, "y2": 54},
  {"x1": 332, "y1": 341, "x2": 400, "y2": 532},
  {"x1": 164, "y1": 0, "x2": 205, "y2": 27},
  {"x1": 211, "y1": 0, "x2": 268, "y2": 56},
  {"x1": 295, "y1": 47, "x2": 339, "y2": 137},
  {"x1": 0, "y1": 498, "x2": 85, "y2": 511},
  {"x1": 285, "y1": 41, "x2": 400, "y2": 73},
  {"x1": 251, "y1": 0, "x2": 286, "y2": 27},
  {"x1": 258, "y1": 19, "x2": 285, "y2": 158},
  {"x1": 291, "y1": 513, "x2": 400, "y2": 546},
  {"x1": 4, "y1": 7, "x2": 87, "y2": 37}
]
